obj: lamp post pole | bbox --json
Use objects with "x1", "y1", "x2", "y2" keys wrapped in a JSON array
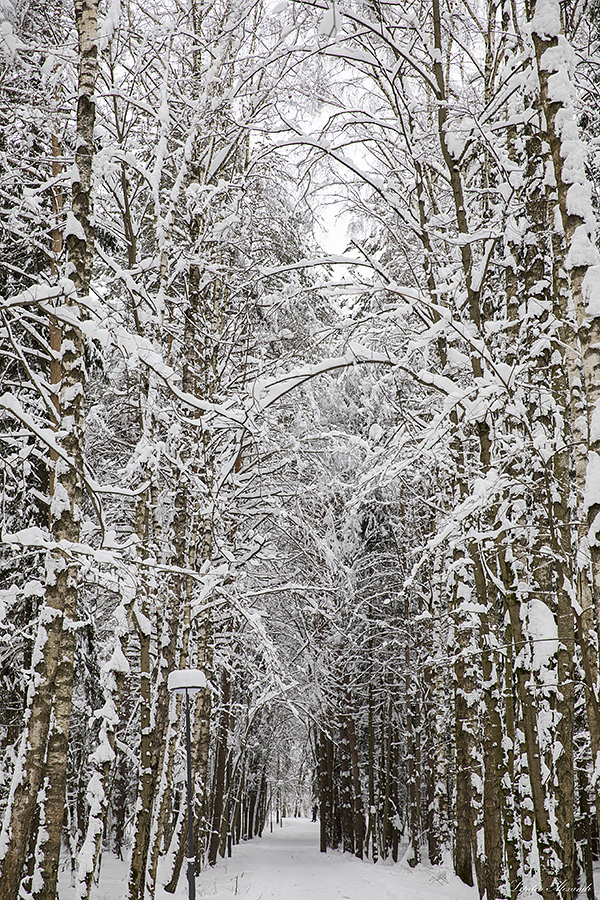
[
  {"x1": 168, "y1": 669, "x2": 207, "y2": 900},
  {"x1": 185, "y1": 687, "x2": 196, "y2": 900}
]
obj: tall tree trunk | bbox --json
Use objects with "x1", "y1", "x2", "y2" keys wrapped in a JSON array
[
  {"x1": 347, "y1": 713, "x2": 364, "y2": 859},
  {"x1": 318, "y1": 731, "x2": 333, "y2": 853},
  {"x1": 128, "y1": 583, "x2": 154, "y2": 900},
  {"x1": 452, "y1": 567, "x2": 475, "y2": 888},
  {"x1": 405, "y1": 608, "x2": 420, "y2": 869},
  {"x1": 338, "y1": 715, "x2": 355, "y2": 855},
  {"x1": 0, "y1": 0, "x2": 97, "y2": 894},
  {"x1": 208, "y1": 669, "x2": 231, "y2": 866},
  {"x1": 530, "y1": 7, "x2": 600, "y2": 772},
  {"x1": 367, "y1": 684, "x2": 378, "y2": 862}
]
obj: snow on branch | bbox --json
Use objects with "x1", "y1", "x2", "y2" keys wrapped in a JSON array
[{"x1": 252, "y1": 342, "x2": 400, "y2": 410}]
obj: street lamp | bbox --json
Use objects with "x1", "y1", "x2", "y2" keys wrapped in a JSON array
[{"x1": 167, "y1": 668, "x2": 208, "y2": 900}]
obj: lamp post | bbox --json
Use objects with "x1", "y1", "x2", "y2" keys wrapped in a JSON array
[{"x1": 167, "y1": 669, "x2": 208, "y2": 900}]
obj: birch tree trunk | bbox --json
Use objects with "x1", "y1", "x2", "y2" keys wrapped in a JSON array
[
  {"x1": 529, "y1": 16, "x2": 600, "y2": 881},
  {"x1": 0, "y1": 1, "x2": 97, "y2": 895},
  {"x1": 530, "y1": 0, "x2": 600, "y2": 658}
]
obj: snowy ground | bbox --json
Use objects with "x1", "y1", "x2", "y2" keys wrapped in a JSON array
[{"x1": 73, "y1": 817, "x2": 480, "y2": 900}]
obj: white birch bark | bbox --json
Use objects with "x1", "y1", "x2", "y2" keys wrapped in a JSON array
[
  {"x1": 0, "y1": 0, "x2": 97, "y2": 895},
  {"x1": 530, "y1": 0, "x2": 600, "y2": 650}
]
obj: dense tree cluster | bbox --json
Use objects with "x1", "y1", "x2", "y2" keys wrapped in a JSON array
[{"x1": 1, "y1": 0, "x2": 600, "y2": 898}]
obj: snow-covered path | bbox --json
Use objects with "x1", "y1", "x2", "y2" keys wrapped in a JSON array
[
  {"x1": 149, "y1": 818, "x2": 478, "y2": 900},
  {"x1": 78, "y1": 817, "x2": 479, "y2": 900}
]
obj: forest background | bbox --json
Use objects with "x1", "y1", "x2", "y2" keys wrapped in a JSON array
[{"x1": 1, "y1": 0, "x2": 600, "y2": 898}]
